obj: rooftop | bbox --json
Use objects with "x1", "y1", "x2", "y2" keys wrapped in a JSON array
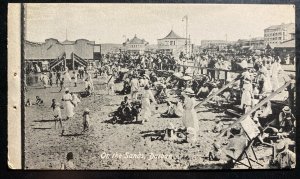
[
  {"x1": 159, "y1": 30, "x2": 185, "y2": 40},
  {"x1": 265, "y1": 23, "x2": 294, "y2": 30},
  {"x1": 272, "y1": 39, "x2": 295, "y2": 48},
  {"x1": 126, "y1": 35, "x2": 148, "y2": 44}
]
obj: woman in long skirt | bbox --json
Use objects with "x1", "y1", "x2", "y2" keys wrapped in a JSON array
[
  {"x1": 181, "y1": 89, "x2": 199, "y2": 133},
  {"x1": 141, "y1": 85, "x2": 157, "y2": 123},
  {"x1": 62, "y1": 88, "x2": 74, "y2": 120},
  {"x1": 64, "y1": 67, "x2": 72, "y2": 86},
  {"x1": 240, "y1": 80, "x2": 253, "y2": 113},
  {"x1": 270, "y1": 57, "x2": 283, "y2": 91}
]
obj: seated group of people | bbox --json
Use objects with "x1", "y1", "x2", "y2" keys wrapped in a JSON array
[
  {"x1": 160, "y1": 100, "x2": 184, "y2": 118},
  {"x1": 25, "y1": 96, "x2": 44, "y2": 106},
  {"x1": 112, "y1": 96, "x2": 141, "y2": 123}
]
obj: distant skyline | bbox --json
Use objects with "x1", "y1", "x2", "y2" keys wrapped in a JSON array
[{"x1": 25, "y1": 3, "x2": 295, "y2": 45}]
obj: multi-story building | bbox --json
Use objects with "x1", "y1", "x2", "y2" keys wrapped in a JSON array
[
  {"x1": 123, "y1": 35, "x2": 149, "y2": 54},
  {"x1": 157, "y1": 30, "x2": 192, "y2": 58},
  {"x1": 264, "y1": 23, "x2": 295, "y2": 46}
]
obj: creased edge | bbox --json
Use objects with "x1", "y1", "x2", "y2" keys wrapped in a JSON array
[{"x1": 7, "y1": 3, "x2": 22, "y2": 169}]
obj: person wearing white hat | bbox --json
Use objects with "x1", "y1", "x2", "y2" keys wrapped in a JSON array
[
  {"x1": 258, "y1": 63, "x2": 272, "y2": 94},
  {"x1": 270, "y1": 140, "x2": 295, "y2": 169},
  {"x1": 181, "y1": 89, "x2": 199, "y2": 136},
  {"x1": 63, "y1": 67, "x2": 72, "y2": 86},
  {"x1": 62, "y1": 88, "x2": 74, "y2": 120},
  {"x1": 141, "y1": 85, "x2": 157, "y2": 123},
  {"x1": 240, "y1": 79, "x2": 253, "y2": 114},
  {"x1": 130, "y1": 75, "x2": 140, "y2": 101},
  {"x1": 71, "y1": 92, "x2": 81, "y2": 107},
  {"x1": 278, "y1": 106, "x2": 295, "y2": 133},
  {"x1": 270, "y1": 57, "x2": 284, "y2": 91},
  {"x1": 40, "y1": 72, "x2": 49, "y2": 88}
]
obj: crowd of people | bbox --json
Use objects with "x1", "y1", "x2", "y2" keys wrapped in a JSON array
[{"x1": 25, "y1": 49, "x2": 296, "y2": 169}]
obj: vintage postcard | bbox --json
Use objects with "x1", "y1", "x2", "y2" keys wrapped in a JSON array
[{"x1": 8, "y1": 3, "x2": 296, "y2": 169}]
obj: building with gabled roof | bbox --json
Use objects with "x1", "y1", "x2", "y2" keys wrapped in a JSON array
[
  {"x1": 123, "y1": 34, "x2": 149, "y2": 53},
  {"x1": 158, "y1": 30, "x2": 185, "y2": 40},
  {"x1": 157, "y1": 30, "x2": 193, "y2": 58}
]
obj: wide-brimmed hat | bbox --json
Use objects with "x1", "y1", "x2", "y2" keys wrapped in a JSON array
[
  {"x1": 276, "y1": 140, "x2": 287, "y2": 154},
  {"x1": 65, "y1": 88, "x2": 69, "y2": 92},
  {"x1": 211, "y1": 83, "x2": 217, "y2": 88},
  {"x1": 182, "y1": 76, "x2": 192, "y2": 81},
  {"x1": 84, "y1": 108, "x2": 90, "y2": 112},
  {"x1": 282, "y1": 106, "x2": 291, "y2": 113}
]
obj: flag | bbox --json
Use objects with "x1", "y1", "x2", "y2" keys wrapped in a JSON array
[{"x1": 182, "y1": 15, "x2": 188, "y2": 21}]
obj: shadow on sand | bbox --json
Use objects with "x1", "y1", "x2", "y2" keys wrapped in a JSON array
[
  {"x1": 103, "y1": 117, "x2": 143, "y2": 125},
  {"x1": 32, "y1": 127, "x2": 52, "y2": 130},
  {"x1": 33, "y1": 119, "x2": 56, "y2": 123},
  {"x1": 61, "y1": 133, "x2": 84, "y2": 137}
]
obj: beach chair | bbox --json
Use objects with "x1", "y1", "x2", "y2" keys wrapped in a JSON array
[{"x1": 224, "y1": 117, "x2": 264, "y2": 169}]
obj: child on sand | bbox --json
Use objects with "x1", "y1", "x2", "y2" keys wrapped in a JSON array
[
  {"x1": 25, "y1": 99, "x2": 32, "y2": 107},
  {"x1": 61, "y1": 152, "x2": 76, "y2": 170},
  {"x1": 50, "y1": 99, "x2": 56, "y2": 110},
  {"x1": 53, "y1": 102, "x2": 64, "y2": 135},
  {"x1": 59, "y1": 78, "x2": 65, "y2": 92},
  {"x1": 35, "y1": 96, "x2": 44, "y2": 105},
  {"x1": 82, "y1": 108, "x2": 90, "y2": 133}
]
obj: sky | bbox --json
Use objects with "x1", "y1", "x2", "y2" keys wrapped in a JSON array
[{"x1": 25, "y1": 3, "x2": 295, "y2": 45}]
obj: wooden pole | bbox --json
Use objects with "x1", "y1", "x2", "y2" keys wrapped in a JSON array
[{"x1": 217, "y1": 80, "x2": 293, "y2": 138}]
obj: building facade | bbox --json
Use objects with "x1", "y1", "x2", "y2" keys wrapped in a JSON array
[
  {"x1": 236, "y1": 37, "x2": 265, "y2": 50},
  {"x1": 25, "y1": 38, "x2": 96, "y2": 70},
  {"x1": 264, "y1": 23, "x2": 295, "y2": 46},
  {"x1": 25, "y1": 38, "x2": 95, "y2": 60},
  {"x1": 157, "y1": 30, "x2": 192, "y2": 57},
  {"x1": 123, "y1": 35, "x2": 149, "y2": 54},
  {"x1": 201, "y1": 40, "x2": 228, "y2": 50}
]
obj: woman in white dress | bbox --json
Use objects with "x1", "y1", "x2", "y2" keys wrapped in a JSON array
[
  {"x1": 71, "y1": 92, "x2": 81, "y2": 107},
  {"x1": 270, "y1": 57, "x2": 284, "y2": 91},
  {"x1": 40, "y1": 73, "x2": 49, "y2": 88},
  {"x1": 64, "y1": 67, "x2": 72, "y2": 86},
  {"x1": 181, "y1": 89, "x2": 199, "y2": 133},
  {"x1": 240, "y1": 79, "x2": 253, "y2": 114},
  {"x1": 141, "y1": 85, "x2": 157, "y2": 123},
  {"x1": 62, "y1": 88, "x2": 74, "y2": 119},
  {"x1": 261, "y1": 67, "x2": 272, "y2": 94}
]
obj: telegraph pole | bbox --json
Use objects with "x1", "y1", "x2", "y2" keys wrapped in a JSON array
[
  {"x1": 182, "y1": 15, "x2": 188, "y2": 55},
  {"x1": 185, "y1": 16, "x2": 188, "y2": 54}
]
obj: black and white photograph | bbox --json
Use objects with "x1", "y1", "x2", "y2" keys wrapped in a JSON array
[{"x1": 8, "y1": 3, "x2": 296, "y2": 170}]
